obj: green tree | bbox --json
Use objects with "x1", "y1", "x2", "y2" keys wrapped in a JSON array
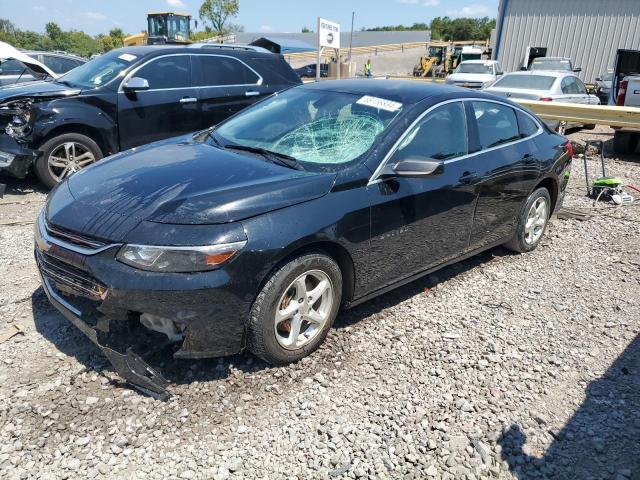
[
  {"x1": 301, "y1": 26, "x2": 312, "y2": 33},
  {"x1": 198, "y1": 0, "x2": 239, "y2": 36}
]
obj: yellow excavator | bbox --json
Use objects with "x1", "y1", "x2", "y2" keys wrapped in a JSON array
[
  {"x1": 123, "y1": 12, "x2": 192, "y2": 47},
  {"x1": 413, "y1": 42, "x2": 448, "y2": 77}
]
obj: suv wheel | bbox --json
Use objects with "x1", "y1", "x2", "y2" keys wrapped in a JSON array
[
  {"x1": 504, "y1": 187, "x2": 551, "y2": 253},
  {"x1": 248, "y1": 253, "x2": 342, "y2": 365},
  {"x1": 35, "y1": 133, "x2": 102, "y2": 189}
]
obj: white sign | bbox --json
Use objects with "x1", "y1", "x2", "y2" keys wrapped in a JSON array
[
  {"x1": 356, "y1": 96, "x2": 403, "y2": 112},
  {"x1": 318, "y1": 18, "x2": 340, "y2": 49}
]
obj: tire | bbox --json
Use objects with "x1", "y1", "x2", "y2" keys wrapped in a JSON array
[
  {"x1": 504, "y1": 187, "x2": 551, "y2": 253},
  {"x1": 35, "y1": 133, "x2": 102, "y2": 189},
  {"x1": 613, "y1": 131, "x2": 639, "y2": 155},
  {"x1": 248, "y1": 253, "x2": 342, "y2": 365}
]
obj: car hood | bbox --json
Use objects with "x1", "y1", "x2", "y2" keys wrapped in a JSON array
[
  {"x1": 448, "y1": 73, "x2": 493, "y2": 83},
  {"x1": 0, "y1": 80, "x2": 80, "y2": 103},
  {"x1": 47, "y1": 137, "x2": 337, "y2": 241},
  {"x1": 0, "y1": 41, "x2": 58, "y2": 78}
]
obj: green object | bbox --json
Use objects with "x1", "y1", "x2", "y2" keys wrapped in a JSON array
[{"x1": 592, "y1": 177, "x2": 622, "y2": 187}]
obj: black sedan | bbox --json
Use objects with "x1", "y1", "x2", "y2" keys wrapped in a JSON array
[{"x1": 35, "y1": 80, "x2": 572, "y2": 397}]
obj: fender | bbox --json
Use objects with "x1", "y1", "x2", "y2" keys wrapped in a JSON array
[{"x1": 29, "y1": 95, "x2": 119, "y2": 154}]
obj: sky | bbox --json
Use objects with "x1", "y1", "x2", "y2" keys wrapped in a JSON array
[{"x1": 2, "y1": 0, "x2": 499, "y2": 36}]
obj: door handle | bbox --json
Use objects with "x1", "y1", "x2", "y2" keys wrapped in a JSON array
[
  {"x1": 459, "y1": 171, "x2": 479, "y2": 184},
  {"x1": 245, "y1": 91, "x2": 261, "y2": 97},
  {"x1": 179, "y1": 97, "x2": 198, "y2": 104}
]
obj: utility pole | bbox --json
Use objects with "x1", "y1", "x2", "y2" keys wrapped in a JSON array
[{"x1": 349, "y1": 11, "x2": 354, "y2": 60}]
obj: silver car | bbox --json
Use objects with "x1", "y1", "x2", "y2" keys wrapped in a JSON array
[{"x1": 483, "y1": 71, "x2": 599, "y2": 130}]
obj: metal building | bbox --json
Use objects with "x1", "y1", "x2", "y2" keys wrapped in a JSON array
[{"x1": 493, "y1": 0, "x2": 640, "y2": 81}]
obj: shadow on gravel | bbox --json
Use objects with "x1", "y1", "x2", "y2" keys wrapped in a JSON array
[
  {"x1": 335, "y1": 246, "x2": 512, "y2": 329},
  {"x1": 0, "y1": 173, "x2": 47, "y2": 196},
  {"x1": 499, "y1": 334, "x2": 640, "y2": 480}
]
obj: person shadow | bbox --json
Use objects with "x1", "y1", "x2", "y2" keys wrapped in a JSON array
[{"x1": 499, "y1": 334, "x2": 640, "y2": 480}]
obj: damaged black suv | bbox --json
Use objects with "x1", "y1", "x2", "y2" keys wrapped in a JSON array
[{"x1": 0, "y1": 45, "x2": 301, "y2": 188}]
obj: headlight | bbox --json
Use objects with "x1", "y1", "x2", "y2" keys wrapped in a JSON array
[
  {"x1": 116, "y1": 241, "x2": 247, "y2": 272},
  {"x1": 3, "y1": 99, "x2": 32, "y2": 138}
]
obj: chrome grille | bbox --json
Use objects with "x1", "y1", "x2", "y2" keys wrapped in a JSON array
[
  {"x1": 36, "y1": 250, "x2": 107, "y2": 301},
  {"x1": 45, "y1": 221, "x2": 106, "y2": 249}
]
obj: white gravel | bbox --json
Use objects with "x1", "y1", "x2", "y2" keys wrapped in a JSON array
[{"x1": 0, "y1": 125, "x2": 638, "y2": 479}]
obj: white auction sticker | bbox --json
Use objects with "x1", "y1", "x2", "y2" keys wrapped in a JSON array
[
  {"x1": 118, "y1": 53, "x2": 137, "y2": 62},
  {"x1": 356, "y1": 95, "x2": 402, "y2": 112}
]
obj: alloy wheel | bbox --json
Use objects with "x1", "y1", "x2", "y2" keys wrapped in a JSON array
[
  {"x1": 524, "y1": 197, "x2": 548, "y2": 245},
  {"x1": 274, "y1": 270, "x2": 334, "y2": 350},
  {"x1": 47, "y1": 142, "x2": 96, "y2": 182}
]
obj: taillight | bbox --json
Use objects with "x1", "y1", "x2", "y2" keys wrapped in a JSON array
[
  {"x1": 565, "y1": 142, "x2": 573, "y2": 158},
  {"x1": 617, "y1": 80, "x2": 628, "y2": 106},
  {"x1": 539, "y1": 97, "x2": 553, "y2": 102}
]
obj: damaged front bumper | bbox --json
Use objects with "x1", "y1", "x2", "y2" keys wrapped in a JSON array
[
  {"x1": 34, "y1": 211, "x2": 251, "y2": 399},
  {"x1": 0, "y1": 134, "x2": 39, "y2": 178}
]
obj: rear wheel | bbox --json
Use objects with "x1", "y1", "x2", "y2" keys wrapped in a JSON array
[
  {"x1": 248, "y1": 253, "x2": 342, "y2": 365},
  {"x1": 504, "y1": 187, "x2": 551, "y2": 253},
  {"x1": 613, "y1": 131, "x2": 639, "y2": 155},
  {"x1": 35, "y1": 133, "x2": 102, "y2": 189}
]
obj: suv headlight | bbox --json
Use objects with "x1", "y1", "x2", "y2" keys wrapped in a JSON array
[
  {"x1": 116, "y1": 241, "x2": 247, "y2": 272},
  {"x1": 3, "y1": 99, "x2": 33, "y2": 138}
]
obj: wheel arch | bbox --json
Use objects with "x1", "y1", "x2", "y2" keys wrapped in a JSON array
[
  {"x1": 36, "y1": 123, "x2": 112, "y2": 156},
  {"x1": 261, "y1": 240, "x2": 356, "y2": 307},
  {"x1": 532, "y1": 176, "x2": 558, "y2": 213}
]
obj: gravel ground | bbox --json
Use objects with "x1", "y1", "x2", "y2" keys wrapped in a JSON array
[{"x1": 0, "y1": 125, "x2": 638, "y2": 480}]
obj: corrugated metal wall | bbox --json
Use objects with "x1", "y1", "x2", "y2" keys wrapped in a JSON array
[{"x1": 494, "y1": 0, "x2": 640, "y2": 81}]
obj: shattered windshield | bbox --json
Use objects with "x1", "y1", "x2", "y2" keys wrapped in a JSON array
[{"x1": 213, "y1": 88, "x2": 404, "y2": 170}]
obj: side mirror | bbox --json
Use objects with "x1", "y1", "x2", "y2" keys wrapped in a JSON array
[
  {"x1": 123, "y1": 77, "x2": 150, "y2": 91},
  {"x1": 447, "y1": 69, "x2": 453, "y2": 74},
  {"x1": 520, "y1": 66, "x2": 528, "y2": 71},
  {"x1": 573, "y1": 67, "x2": 582, "y2": 73},
  {"x1": 595, "y1": 77, "x2": 602, "y2": 82},
  {"x1": 381, "y1": 158, "x2": 443, "y2": 178},
  {"x1": 496, "y1": 71, "x2": 503, "y2": 76}
]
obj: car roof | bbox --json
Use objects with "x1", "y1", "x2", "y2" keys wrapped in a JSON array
[
  {"x1": 113, "y1": 45, "x2": 280, "y2": 60},
  {"x1": 301, "y1": 79, "x2": 493, "y2": 104},
  {"x1": 535, "y1": 57, "x2": 571, "y2": 61}
]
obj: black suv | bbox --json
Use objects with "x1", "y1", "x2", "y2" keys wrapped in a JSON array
[{"x1": 0, "y1": 45, "x2": 301, "y2": 188}]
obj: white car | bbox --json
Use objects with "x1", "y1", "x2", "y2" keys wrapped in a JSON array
[
  {"x1": 0, "y1": 41, "x2": 59, "y2": 87},
  {"x1": 445, "y1": 60, "x2": 502, "y2": 89},
  {"x1": 484, "y1": 70, "x2": 600, "y2": 130}
]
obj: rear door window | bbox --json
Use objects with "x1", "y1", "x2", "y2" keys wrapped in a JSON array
[
  {"x1": 197, "y1": 55, "x2": 259, "y2": 86},
  {"x1": 392, "y1": 102, "x2": 467, "y2": 162},
  {"x1": 471, "y1": 101, "x2": 520, "y2": 149},
  {"x1": 136, "y1": 55, "x2": 191, "y2": 89}
]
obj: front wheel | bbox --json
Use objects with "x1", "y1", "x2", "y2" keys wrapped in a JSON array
[
  {"x1": 504, "y1": 187, "x2": 551, "y2": 253},
  {"x1": 248, "y1": 253, "x2": 342, "y2": 365},
  {"x1": 35, "y1": 133, "x2": 102, "y2": 189}
]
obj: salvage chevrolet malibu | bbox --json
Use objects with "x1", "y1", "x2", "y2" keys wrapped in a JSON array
[{"x1": 35, "y1": 80, "x2": 572, "y2": 397}]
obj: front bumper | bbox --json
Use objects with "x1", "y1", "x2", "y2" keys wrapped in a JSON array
[
  {"x1": 34, "y1": 212, "x2": 251, "y2": 398},
  {"x1": 0, "y1": 135, "x2": 39, "y2": 178}
]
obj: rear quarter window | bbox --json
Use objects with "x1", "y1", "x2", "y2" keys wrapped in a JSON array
[{"x1": 516, "y1": 110, "x2": 540, "y2": 137}]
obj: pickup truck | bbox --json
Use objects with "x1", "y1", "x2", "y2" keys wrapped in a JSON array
[{"x1": 611, "y1": 49, "x2": 640, "y2": 154}]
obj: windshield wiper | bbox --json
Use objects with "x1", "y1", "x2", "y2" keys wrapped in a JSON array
[{"x1": 224, "y1": 144, "x2": 304, "y2": 170}]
